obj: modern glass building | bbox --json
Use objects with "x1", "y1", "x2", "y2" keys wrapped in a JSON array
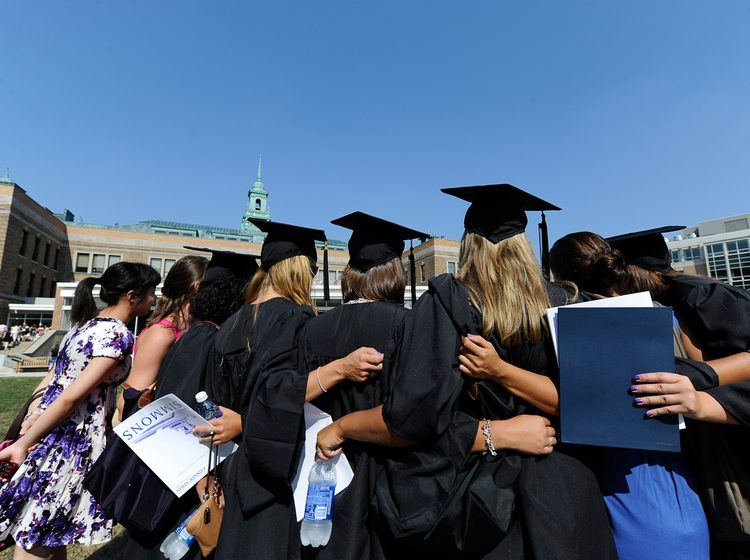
[{"x1": 666, "y1": 214, "x2": 750, "y2": 290}]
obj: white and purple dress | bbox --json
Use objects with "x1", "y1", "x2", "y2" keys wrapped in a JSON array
[{"x1": 0, "y1": 317, "x2": 133, "y2": 549}]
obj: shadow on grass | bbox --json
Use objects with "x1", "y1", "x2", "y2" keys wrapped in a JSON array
[{"x1": 85, "y1": 530, "x2": 127, "y2": 560}]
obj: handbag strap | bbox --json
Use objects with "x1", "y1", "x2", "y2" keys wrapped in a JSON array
[{"x1": 203, "y1": 434, "x2": 215, "y2": 502}]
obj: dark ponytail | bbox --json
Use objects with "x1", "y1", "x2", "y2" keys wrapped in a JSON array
[
  {"x1": 71, "y1": 277, "x2": 100, "y2": 326},
  {"x1": 71, "y1": 262, "x2": 161, "y2": 327}
]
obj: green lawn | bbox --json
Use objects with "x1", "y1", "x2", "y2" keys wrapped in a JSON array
[
  {"x1": 0, "y1": 377, "x2": 43, "y2": 438},
  {"x1": 0, "y1": 377, "x2": 127, "y2": 560}
]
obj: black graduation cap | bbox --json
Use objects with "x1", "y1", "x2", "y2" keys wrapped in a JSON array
[
  {"x1": 606, "y1": 225, "x2": 685, "y2": 273},
  {"x1": 331, "y1": 211, "x2": 429, "y2": 271},
  {"x1": 331, "y1": 211, "x2": 429, "y2": 305},
  {"x1": 249, "y1": 219, "x2": 327, "y2": 271},
  {"x1": 183, "y1": 246, "x2": 259, "y2": 284},
  {"x1": 441, "y1": 183, "x2": 561, "y2": 277}
]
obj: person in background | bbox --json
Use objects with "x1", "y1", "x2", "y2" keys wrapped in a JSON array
[
  {"x1": 118, "y1": 254, "x2": 207, "y2": 419},
  {"x1": 0, "y1": 262, "x2": 160, "y2": 560}
]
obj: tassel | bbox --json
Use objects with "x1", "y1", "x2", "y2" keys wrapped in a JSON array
[
  {"x1": 539, "y1": 211, "x2": 550, "y2": 280},
  {"x1": 323, "y1": 241, "x2": 330, "y2": 307},
  {"x1": 409, "y1": 241, "x2": 417, "y2": 306}
]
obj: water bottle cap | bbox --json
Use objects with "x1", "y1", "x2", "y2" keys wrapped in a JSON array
[{"x1": 195, "y1": 391, "x2": 208, "y2": 403}]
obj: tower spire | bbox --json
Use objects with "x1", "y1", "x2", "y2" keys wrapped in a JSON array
[{"x1": 241, "y1": 154, "x2": 271, "y2": 236}]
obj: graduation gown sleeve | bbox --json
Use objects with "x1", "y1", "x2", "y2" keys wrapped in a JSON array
[
  {"x1": 669, "y1": 275, "x2": 750, "y2": 360},
  {"x1": 383, "y1": 275, "x2": 473, "y2": 441},
  {"x1": 243, "y1": 304, "x2": 315, "y2": 483}
]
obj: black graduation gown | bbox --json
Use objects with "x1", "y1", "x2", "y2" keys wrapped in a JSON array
[
  {"x1": 663, "y1": 275, "x2": 750, "y2": 552},
  {"x1": 667, "y1": 274, "x2": 750, "y2": 361},
  {"x1": 213, "y1": 299, "x2": 314, "y2": 560},
  {"x1": 379, "y1": 274, "x2": 617, "y2": 560},
  {"x1": 297, "y1": 301, "x2": 409, "y2": 560},
  {"x1": 123, "y1": 321, "x2": 221, "y2": 560}
]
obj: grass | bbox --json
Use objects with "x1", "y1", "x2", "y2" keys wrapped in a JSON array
[
  {"x1": 0, "y1": 377, "x2": 127, "y2": 560},
  {"x1": 0, "y1": 377, "x2": 43, "y2": 438}
]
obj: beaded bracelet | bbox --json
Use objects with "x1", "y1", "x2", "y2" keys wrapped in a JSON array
[
  {"x1": 482, "y1": 419, "x2": 497, "y2": 456},
  {"x1": 316, "y1": 366, "x2": 328, "y2": 393}
]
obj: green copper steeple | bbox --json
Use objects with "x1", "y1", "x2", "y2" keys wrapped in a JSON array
[{"x1": 241, "y1": 156, "x2": 271, "y2": 236}]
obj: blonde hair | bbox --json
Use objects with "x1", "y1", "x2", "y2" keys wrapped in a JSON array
[
  {"x1": 245, "y1": 255, "x2": 316, "y2": 310},
  {"x1": 457, "y1": 232, "x2": 550, "y2": 346}
]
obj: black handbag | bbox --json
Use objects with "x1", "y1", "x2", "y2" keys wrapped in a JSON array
[{"x1": 83, "y1": 435, "x2": 179, "y2": 539}]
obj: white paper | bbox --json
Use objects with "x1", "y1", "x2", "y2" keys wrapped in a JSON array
[
  {"x1": 114, "y1": 394, "x2": 237, "y2": 497},
  {"x1": 291, "y1": 403, "x2": 355, "y2": 522},
  {"x1": 547, "y1": 291, "x2": 654, "y2": 362},
  {"x1": 548, "y1": 292, "x2": 685, "y2": 430}
]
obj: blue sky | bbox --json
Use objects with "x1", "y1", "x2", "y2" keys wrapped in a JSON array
[{"x1": 2, "y1": 1, "x2": 749, "y2": 247}]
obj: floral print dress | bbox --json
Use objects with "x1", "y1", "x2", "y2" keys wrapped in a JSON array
[{"x1": 0, "y1": 317, "x2": 134, "y2": 549}]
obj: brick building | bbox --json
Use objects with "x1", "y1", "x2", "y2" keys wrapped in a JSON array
[{"x1": 0, "y1": 166, "x2": 460, "y2": 331}]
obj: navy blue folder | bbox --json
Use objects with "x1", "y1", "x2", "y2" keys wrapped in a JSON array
[{"x1": 557, "y1": 306, "x2": 680, "y2": 452}]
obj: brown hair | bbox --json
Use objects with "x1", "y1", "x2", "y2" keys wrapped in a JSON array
[
  {"x1": 245, "y1": 255, "x2": 316, "y2": 309},
  {"x1": 550, "y1": 232, "x2": 668, "y2": 299},
  {"x1": 147, "y1": 255, "x2": 208, "y2": 329},
  {"x1": 341, "y1": 257, "x2": 406, "y2": 304},
  {"x1": 457, "y1": 232, "x2": 550, "y2": 345}
]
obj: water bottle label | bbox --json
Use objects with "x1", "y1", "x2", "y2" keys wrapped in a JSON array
[
  {"x1": 303, "y1": 483, "x2": 335, "y2": 521},
  {"x1": 177, "y1": 521, "x2": 196, "y2": 546}
]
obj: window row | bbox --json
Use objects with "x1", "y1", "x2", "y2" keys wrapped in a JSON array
[
  {"x1": 13, "y1": 268, "x2": 56, "y2": 298},
  {"x1": 19, "y1": 229, "x2": 61, "y2": 269},
  {"x1": 75, "y1": 253, "x2": 122, "y2": 273}
]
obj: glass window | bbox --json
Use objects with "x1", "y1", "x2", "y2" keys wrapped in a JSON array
[
  {"x1": 447, "y1": 261, "x2": 457, "y2": 275},
  {"x1": 108, "y1": 255, "x2": 121, "y2": 267},
  {"x1": 32, "y1": 236, "x2": 41, "y2": 261},
  {"x1": 19, "y1": 230, "x2": 28, "y2": 256},
  {"x1": 43, "y1": 242, "x2": 51, "y2": 266},
  {"x1": 91, "y1": 254, "x2": 106, "y2": 273},
  {"x1": 53, "y1": 247, "x2": 60, "y2": 270},
  {"x1": 150, "y1": 258, "x2": 162, "y2": 272},
  {"x1": 164, "y1": 259, "x2": 176, "y2": 275},
  {"x1": 75, "y1": 253, "x2": 90, "y2": 273},
  {"x1": 27, "y1": 272, "x2": 36, "y2": 297},
  {"x1": 39, "y1": 277, "x2": 46, "y2": 297},
  {"x1": 13, "y1": 268, "x2": 22, "y2": 295}
]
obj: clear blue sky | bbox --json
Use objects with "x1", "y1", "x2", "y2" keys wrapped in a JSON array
[{"x1": 2, "y1": 1, "x2": 749, "y2": 247}]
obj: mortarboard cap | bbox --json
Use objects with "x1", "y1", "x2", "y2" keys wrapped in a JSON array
[
  {"x1": 250, "y1": 219, "x2": 327, "y2": 271},
  {"x1": 331, "y1": 211, "x2": 429, "y2": 271},
  {"x1": 184, "y1": 246, "x2": 259, "y2": 283},
  {"x1": 606, "y1": 225, "x2": 685, "y2": 273},
  {"x1": 441, "y1": 183, "x2": 561, "y2": 243}
]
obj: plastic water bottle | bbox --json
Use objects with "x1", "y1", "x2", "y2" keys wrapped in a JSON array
[
  {"x1": 160, "y1": 509, "x2": 198, "y2": 559},
  {"x1": 195, "y1": 391, "x2": 222, "y2": 420},
  {"x1": 300, "y1": 459, "x2": 336, "y2": 547}
]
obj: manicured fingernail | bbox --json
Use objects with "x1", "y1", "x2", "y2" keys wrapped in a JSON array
[
  {"x1": 646, "y1": 410, "x2": 654, "y2": 417},
  {"x1": 635, "y1": 398, "x2": 644, "y2": 405},
  {"x1": 633, "y1": 375, "x2": 641, "y2": 381},
  {"x1": 630, "y1": 386, "x2": 638, "y2": 393}
]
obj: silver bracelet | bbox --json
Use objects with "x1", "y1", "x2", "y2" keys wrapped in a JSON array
[
  {"x1": 482, "y1": 419, "x2": 497, "y2": 456},
  {"x1": 316, "y1": 366, "x2": 328, "y2": 393}
]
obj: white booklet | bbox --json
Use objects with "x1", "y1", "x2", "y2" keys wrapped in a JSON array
[
  {"x1": 114, "y1": 394, "x2": 237, "y2": 497},
  {"x1": 291, "y1": 403, "x2": 355, "y2": 522}
]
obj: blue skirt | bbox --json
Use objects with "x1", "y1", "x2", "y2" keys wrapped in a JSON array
[{"x1": 598, "y1": 449, "x2": 709, "y2": 560}]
